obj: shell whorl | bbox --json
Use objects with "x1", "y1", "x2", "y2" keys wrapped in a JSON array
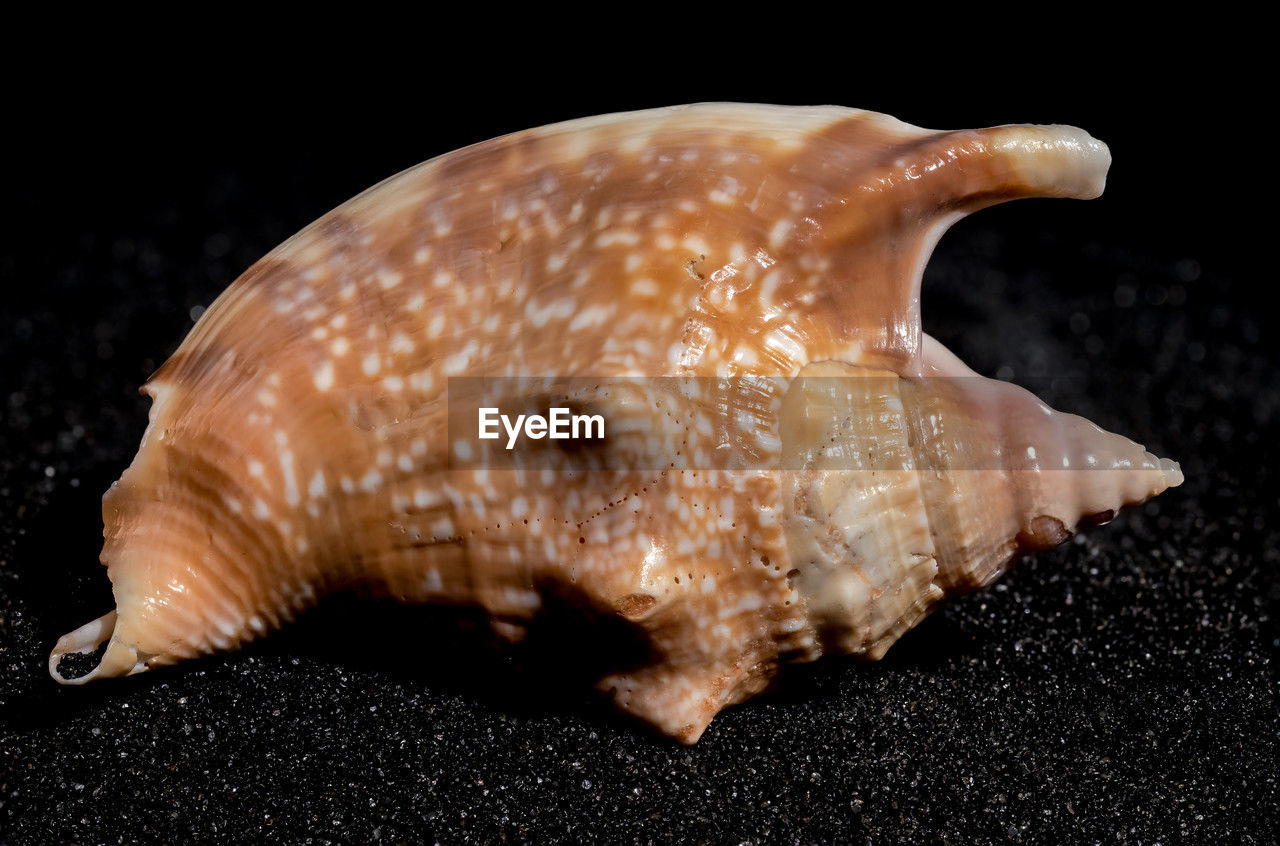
[{"x1": 50, "y1": 104, "x2": 1180, "y2": 742}]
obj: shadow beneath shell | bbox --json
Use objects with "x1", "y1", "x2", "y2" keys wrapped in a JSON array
[
  {"x1": 756, "y1": 608, "x2": 982, "y2": 708},
  {"x1": 239, "y1": 582, "x2": 660, "y2": 728}
]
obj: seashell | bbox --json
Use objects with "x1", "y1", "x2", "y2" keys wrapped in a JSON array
[{"x1": 50, "y1": 103, "x2": 1182, "y2": 743}]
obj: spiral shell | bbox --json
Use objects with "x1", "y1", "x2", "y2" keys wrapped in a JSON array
[{"x1": 50, "y1": 104, "x2": 1181, "y2": 742}]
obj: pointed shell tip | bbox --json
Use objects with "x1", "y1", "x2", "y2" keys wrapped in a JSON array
[{"x1": 1159, "y1": 456, "x2": 1184, "y2": 488}]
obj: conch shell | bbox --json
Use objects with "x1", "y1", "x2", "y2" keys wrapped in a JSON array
[{"x1": 50, "y1": 104, "x2": 1181, "y2": 742}]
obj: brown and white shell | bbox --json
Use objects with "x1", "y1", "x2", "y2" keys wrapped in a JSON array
[{"x1": 50, "y1": 103, "x2": 1181, "y2": 742}]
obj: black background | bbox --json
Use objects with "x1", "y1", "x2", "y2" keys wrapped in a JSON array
[{"x1": 2, "y1": 24, "x2": 1275, "y2": 844}]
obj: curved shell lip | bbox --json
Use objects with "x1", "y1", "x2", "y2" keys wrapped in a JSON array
[{"x1": 48, "y1": 610, "x2": 149, "y2": 684}]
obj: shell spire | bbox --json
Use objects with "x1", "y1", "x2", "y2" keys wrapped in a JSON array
[
  {"x1": 911, "y1": 335, "x2": 1179, "y2": 592},
  {"x1": 50, "y1": 104, "x2": 1180, "y2": 743}
]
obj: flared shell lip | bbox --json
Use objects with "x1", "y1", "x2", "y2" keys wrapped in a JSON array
[{"x1": 48, "y1": 610, "x2": 147, "y2": 684}]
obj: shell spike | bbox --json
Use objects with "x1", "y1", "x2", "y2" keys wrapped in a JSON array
[
  {"x1": 815, "y1": 121, "x2": 1112, "y2": 245},
  {"x1": 933, "y1": 123, "x2": 1113, "y2": 208},
  {"x1": 795, "y1": 120, "x2": 1112, "y2": 368}
]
